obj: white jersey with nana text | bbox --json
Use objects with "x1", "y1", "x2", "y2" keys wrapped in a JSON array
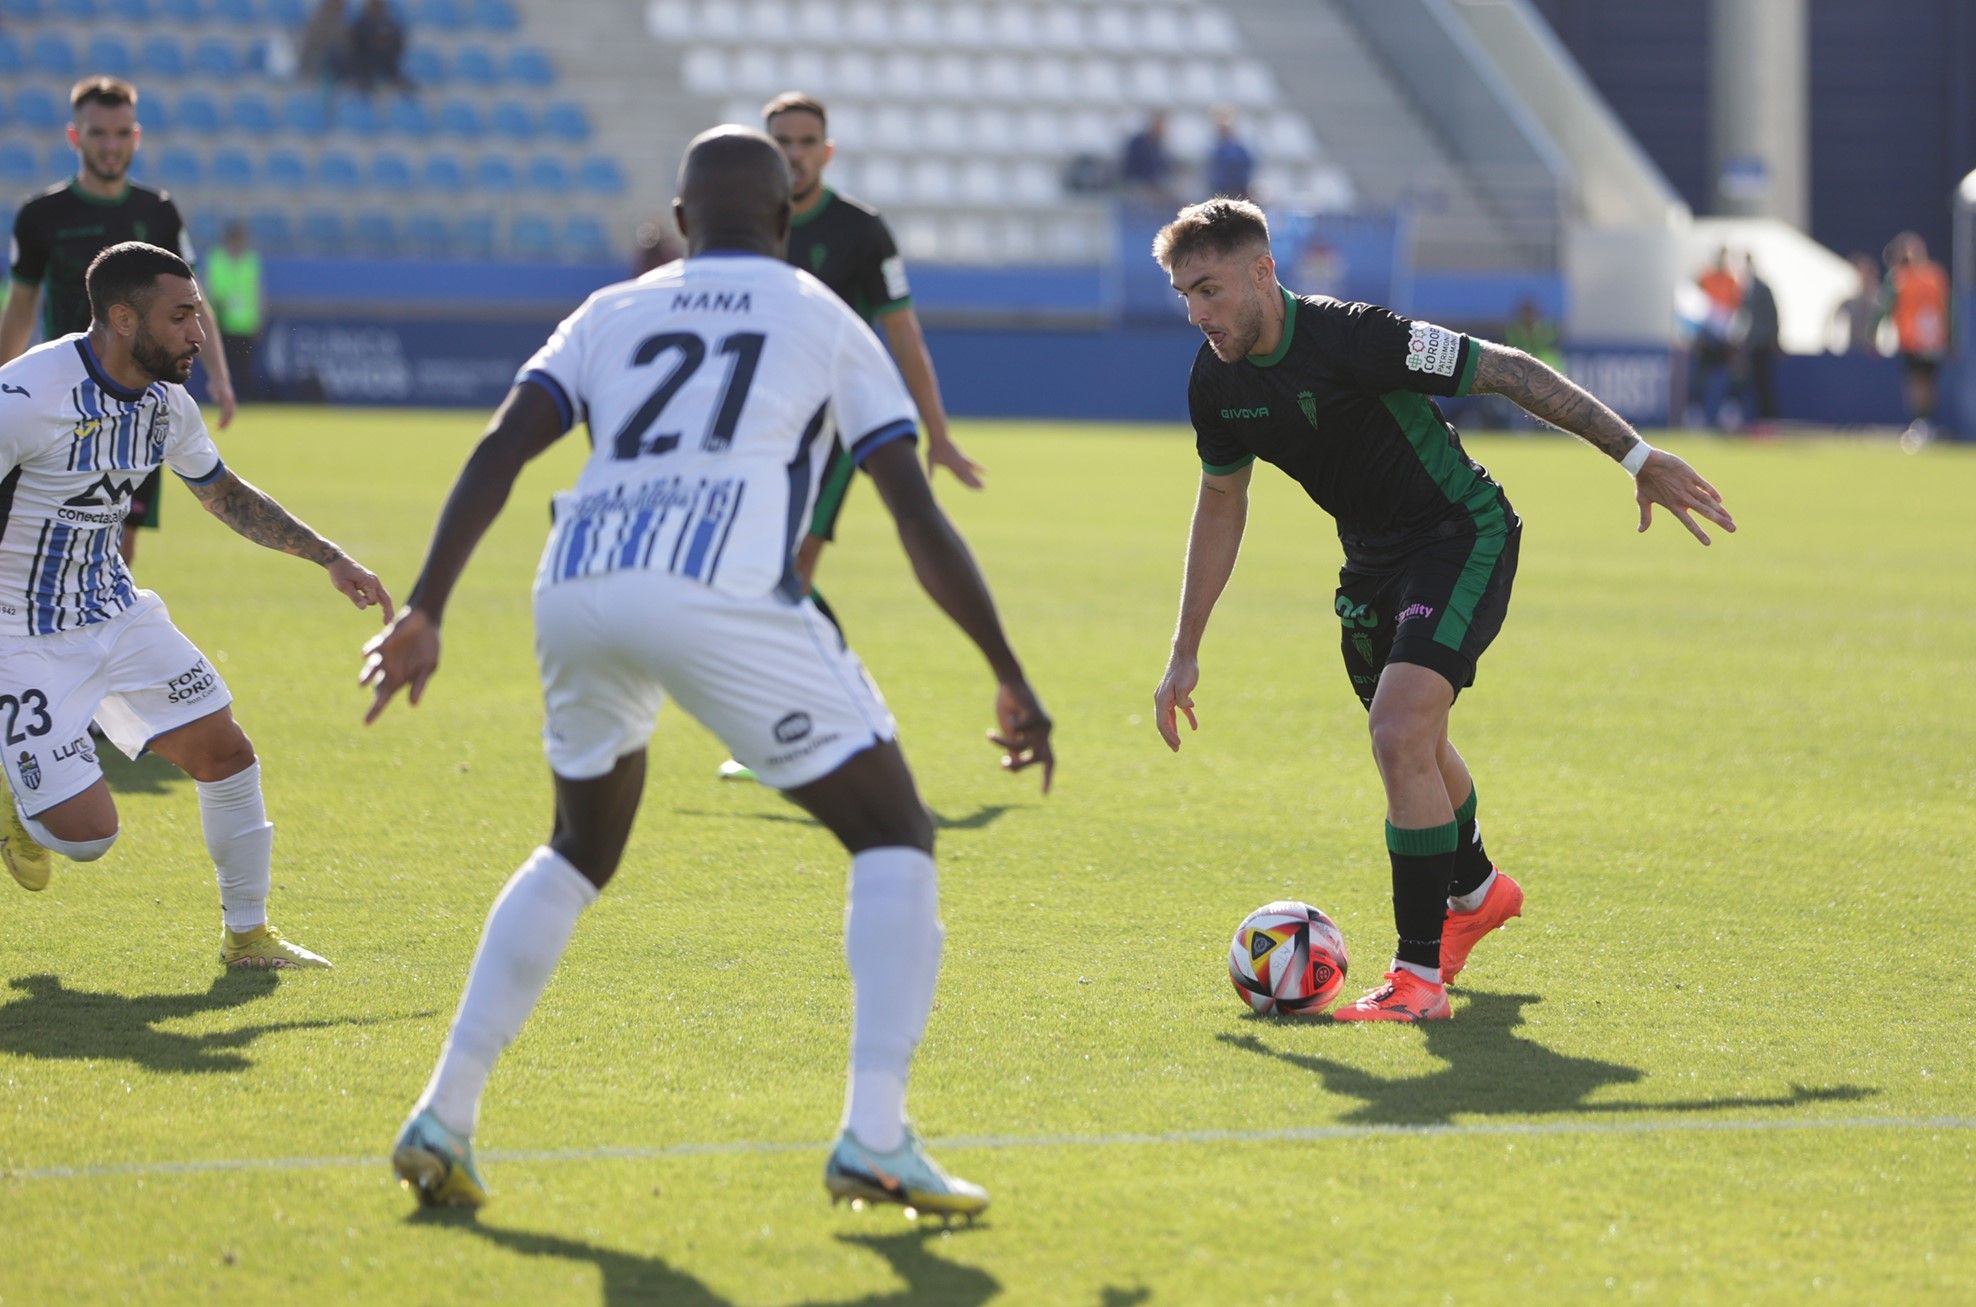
[
  {"x1": 0, "y1": 335, "x2": 224, "y2": 635},
  {"x1": 518, "y1": 252, "x2": 917, "y2": 600}
]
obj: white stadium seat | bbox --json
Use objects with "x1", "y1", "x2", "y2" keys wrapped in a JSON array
[
  {"x1": 647, "y1": 0, "x2": 694, "y2": 41},
  {"x1": 699, "y1": 0, "x2": 745, "y2": 40},
  {"x1": 929, "y1": 52, "x2": 979, "y2": 99},
  {"x1": 1027, "y1": 56, "x2": 1073, "y2": 103},
  {"x1": 847, "y1": 1, "x2": 888, "y2": 45},
  {"x1": 897, "y1": 2, "x2": 942, "y2": 48},
  {"x1": 682, "y1": 47, "x2": 729, "y2": 94},
  {"x1": 945, "y1": 3, "x2": 992, "y2": 48}
]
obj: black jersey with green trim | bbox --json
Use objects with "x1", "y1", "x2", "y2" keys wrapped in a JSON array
[
  {"x1": 1189, "y1": 288, "x2": 1517, "y2": 569},
  {"x1": 783, "y1": 188, "x2": 911, "y2": 324},
  {"x1": 10, "y1": 180, "x2": 193, "y2": 340}
]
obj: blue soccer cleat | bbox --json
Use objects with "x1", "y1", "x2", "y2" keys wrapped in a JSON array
[
  {"x1": 391, "y1": 1108, "x2": 489, "y2": 1209},
  {"x1": 824, "y1": 1126, "x2": 989, "y2": 1222}
]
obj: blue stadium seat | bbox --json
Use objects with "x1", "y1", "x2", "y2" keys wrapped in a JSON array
[
  {"x1": 140, "y1": 36, "x2": 190, "y2": 80},
  {"x1": 471, "y1": 0, "x2": 519, "y2": 34},
  {"x1": 437, "y1": 99, "x2": 482, "y2": 138},
  {"x1": 489, "y1": 100, "x2": 533, "y2": 142},
  {"x1": 175, "y1": 91, "x2": 223, "y2": 134},
  {"x1": 230, "y1": 92, "x2": 275, "y2": 134},
  {"x1": 70, "y1": 0, "x2": 105, "y2": 15},
  {"x1": 541, "y1": 101, "x2": 591, "y2": 144},
  {"x1": 13, "y1": 89, "x2": 64, "y2": 131},
  {"x1": 415, "y1": 0, "x2": 465, "y2": 28},
  {"x1": 454, "y1": 212, "x2": 496, "y2": 259},
  {"x1": 281, "y1": 90, "x2": 330, "y2": 135},
  {"x1": 562, "y1": 214, "x2": 612, "y2": 263},
  {"x1": 84, "y1": 35, "x2": 137, "y2": 78},
  {"x1": 472, "y1": 156, "x2": 516, "y2": 192},
  {"x1": 505, "y1": 47, "x2": 554, "y2": 89},
  {"x1": 192, "y1": 38, "x2": 241, "y2": 80},
  {"x1": 104, "y1": 0, "x2": 150, "y2": 19},
  {"x1": 420, "y1": 154, "x2": 465, "y2": 190},
  {"x1": 0, "y1": 145, "x2": 37, "y2": 188},
  {"x1": 333, "y1": 93, "x2": 381, "y2": 136},
  {"x1": 383, "y1": 96, "x2": 430, "y2": 138},
  {"x1": 186, "y1": 210, "x2": 221, "y2": 254},
  {"x1": 210, "y1": 147, "x2": 255, "y2": 188},
  {"x1": 300, "y1": 209, "x2": 347, "y2": 255},
  {"x1": 453, "y1": 45, "x2": 500, "y2": 86},
  {"x1": 352, "y1": 210, "x2": 398, "y2": 257},
  {"x1": 370, "y1": 152, "x2": 414, "y2": 191},
  {"x1": 509, "y1": 212, "x2": 555, "y2": 260},
  {"x1": 212, "y1": 0, "x2": 257, "y2": 22},
  {"x1": 265, "y1": 0, "x2": 307, "y2": 23},
  {"x1": 43, "y1": 145, "x2": 74, "y2": 178},
  {"x1": 159, "y1": 0, "x2": 207, "y2": 23},
  {"x1": 403, "y1": 46, "x2": 446, "y2": 88},
  {"x1": 524, "y1": 156, "x2": 569, "y2": 193},
  {"x1": 0, "y1": 97, "x2": 9, "y2": 132},
  {"x1": 136, "y1": 94, "x2": 171, "y2": 132},
  {"x1": 263, "y1": 148, "x2": 307, "y2": 189},
  {"x1": 403, "y1": 212, "x2": 451, "y2": 258},
  {"x1": 247, "y1": 208, "x2": 292, "y2": 255},
  {"x1": 0, "y1": 0, "x2": 42, "y2": 18},
  {"x1": 156, "y1": 146, "x2": 203, "y2": 187},
  {"x1": 315, "y1": 151, "x2": 361, "y2": 189},
  {"x1": 0, "y1": 34, "x2": 21, "y2": 78},
  {"x1": 578, "y1": 157, "x2": 625, "y2": 195},
  {"x1": 29, "y1": 33, "x2": 79, "y2": 79}
]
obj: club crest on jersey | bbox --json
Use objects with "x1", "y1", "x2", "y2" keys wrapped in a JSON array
[
  {"x1": 147, "y1": 405, "x2": 171, "y2": 458},
  {"x1": 1298, "y1": 390, "x2": 1319, "y2": 429},
  {"x1": 1405, "y1": 322, "x2": 1461, "y2": 378},
  {"x1": 17, "y1": 750, "x2": 40, "y2": 791}
]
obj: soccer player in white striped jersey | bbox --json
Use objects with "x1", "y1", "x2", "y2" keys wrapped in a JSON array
[
  {"x1": 0, "y1": 241, "x2": 393, "y2": 969},
  {"x1": 364, "y1": 127, "x2": 1053, "y2": 1217}
]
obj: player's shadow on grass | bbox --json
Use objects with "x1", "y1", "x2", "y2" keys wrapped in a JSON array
[
  {"x1": 97, "y1": 746, "x2": 190, "y2": 797},
  {"x1": 1220, "y1": 991, "x2": 1876, "y2": 1127},
  {"x1": 675, "y1": 803, "x2": 1020, "y2": 833},
  {"x1": 0, "y1": 970, "x2": 431, "y2": 1075},
  {"x1": 418, "y1": 1213, "x2": 1001, "y2": 1307}
]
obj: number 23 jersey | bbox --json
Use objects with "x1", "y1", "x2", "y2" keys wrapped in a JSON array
[{"x1": 518, "y1": 252, "x2": 917, "y2": 601}]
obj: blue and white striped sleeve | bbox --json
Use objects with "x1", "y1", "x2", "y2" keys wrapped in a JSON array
[
  {"x1": 833, "y1": 311, "x2": 917, "y2": 467},
  {"x1": 515, "y1": 299, "x2": 590, "y2": 434}
]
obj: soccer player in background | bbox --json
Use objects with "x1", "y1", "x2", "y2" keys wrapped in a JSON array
[
  {"x1": 1880, "y1": 231, "x2": 1950, "y2": 449},
  {"x1": 2, "y1": 77, "x2": 238, "y2": 566},
  {"x1": 1148, "y1": 200, "x2": 1735, "y2": 1022},
  {"x1": 363, "y1": 127, "x2": 1052, "y2": 1216},
  {"x1": 0, "y1": 242, "x2": 391, "y2": 969}
]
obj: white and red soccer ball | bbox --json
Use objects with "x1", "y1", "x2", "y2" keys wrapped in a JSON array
[{"x1": 1227, "y1": 900, "x2": 1349, "y2": 1016}]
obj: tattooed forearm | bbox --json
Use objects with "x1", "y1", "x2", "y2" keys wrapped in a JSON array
[
  {"x1": 190, "y1": 470, "x2": 343, "y2": 564},
  {"x1": 1469, "y1": 340, "x2": 1642, "y2": 462}
]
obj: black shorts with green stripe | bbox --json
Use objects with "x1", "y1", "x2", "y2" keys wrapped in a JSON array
[
  {"x1": 1334, "y1": 524, "x2": 1520, "y2": 708},
  {"x1": 127, "y1": 467, "x2": 163, "y2": 530},
  {"x1": 807, "y1": 440, "x2": 856, "y2": 541}
]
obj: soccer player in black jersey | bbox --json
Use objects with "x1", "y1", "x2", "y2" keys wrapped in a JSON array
[
  {"x1": 1149, "y1": 200, "x2": 1735, "y2": 1022},
  {"x1": 2, "y1": 77, "x2": 237, "y2": 566}
]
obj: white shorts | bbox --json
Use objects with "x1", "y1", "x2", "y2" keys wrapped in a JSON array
[
  {"x1": 534, "y1": 569, "x2": 896, "y2": 789},
  {"x1": 0, "y1": 589, "x2": 232, "y2": 816}
]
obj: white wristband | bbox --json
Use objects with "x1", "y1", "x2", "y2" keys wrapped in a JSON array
[{"x1": 1620, "y1": 441, "x2": 1654, "y2": 477}]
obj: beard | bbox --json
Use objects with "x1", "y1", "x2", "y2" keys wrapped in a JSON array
[
  {"x1": 131, "y1": 325, "x2": 194, "y2": 383},
  {"x1": 83, "y1": 152, "x2": 129, "y2": 185},
  {"x1": 1226, "y1": 294, "x2": 1265, "y2": 359}
]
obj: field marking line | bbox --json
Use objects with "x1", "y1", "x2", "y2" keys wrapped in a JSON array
[{"x1": 7, "y1": 1114, "x2": 1972, "y2": 1184}]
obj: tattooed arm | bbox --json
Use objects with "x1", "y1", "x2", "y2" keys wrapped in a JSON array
[
  {"x1": 189, "y1": 468, "x2": 395, "y2": 616},
  {"x1": 1468, "y1": 339, "x2": 1739, "y2": 545}
]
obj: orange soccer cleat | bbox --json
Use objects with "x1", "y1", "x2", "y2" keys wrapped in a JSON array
[
  {"x1": 1440, "y1": 870, "x2": 1523, "y2": 983},
  {"x1": 1330, "y1": 969, "x2": 1451, "y2": 1022}
]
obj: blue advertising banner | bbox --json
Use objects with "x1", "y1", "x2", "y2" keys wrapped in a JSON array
[{"x1": 258, "y1": 316, "x2": 552, "y2": 407}]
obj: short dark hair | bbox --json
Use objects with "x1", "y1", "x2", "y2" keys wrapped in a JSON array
[
  {"x1": 71, "y1": 76, "x2": 138, "y2": 114},
  {"x1": 86, "y1": 242, "x2": 192, "y2": 323},
  {"x1": 1152, "y1": 197, "x2": 1270, "y2": 270},
  {"x1": 762, "y1": 92, "x2": 827, "y2": 130}
]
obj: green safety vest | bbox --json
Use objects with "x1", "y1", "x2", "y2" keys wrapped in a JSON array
[{"x1": 203, "y1": 247, "x2": 263, "y2": 336}]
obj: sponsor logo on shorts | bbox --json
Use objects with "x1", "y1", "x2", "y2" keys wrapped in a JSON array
[
  {"x1": 766, "y1": 730, "x2": 844, "y2": 770},
  {"x1": 773, "y1": 711, "x2": 813, "y2": 745},
  {"x1": 52, "y1": 735, "x2": 95, "y2": 765},
  {"x1": 165, "y1": 657, "x2": 219, "y2": 705},
  {"x1": 17, "y1": 750, "x2": 40, "y2": 791},
  {"x1": 1404, "y1": 322, "x2": 1461, "y2": 378},
  {"x1": 1398, "y1": 603, "x2": 1437, "y2": 624}
]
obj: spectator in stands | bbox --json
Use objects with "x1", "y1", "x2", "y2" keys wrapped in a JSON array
[
  {"x1": 1832, "y1": 252, "x2": 1883, "y2": 355},
  {"x1": 1204, "y1": 109, "x2": 1256, "y2": 202},
  {"x1": 350, "y1": 0, "x2": 413, "y2": 96},
  {"x1": 1120, "y1": 112, "x2": 1175, "y2": 206},
  {"x1": 205, "y1": 220, "x2": 265, "y2": 402},
  {"x1": 1737, "y1": 253, "x2": 1780, "y2": 428},
  {"x1": 1684, "y1": 247, "x2": 1743, "y2": 429},
  {"x1": 298, "y1": 0, "x2": 354, "y2": 86},
  {"x1": 1881, "y1": 231, "x2": 1950, "y2": 448}
]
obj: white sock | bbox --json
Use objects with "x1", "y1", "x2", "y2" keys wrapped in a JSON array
[
  {"x1": 842, "y1": 846, "x2": 942, "y2": 1154},
  {"x1": 1394, "y1": 957, "x2": 1443, "y2": 985},
  {"x1": 1449, "y1": 866, "x2": 1497, "y2": 915},
  {"x1": 416, "y1": 846, "x2": 598, "y2": 1136},
  {"x1": 197, "y1": 763, "x2": 274, "y2": 933}
]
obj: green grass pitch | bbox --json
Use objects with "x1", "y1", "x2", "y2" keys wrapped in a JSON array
[{"x1": 1, "y1": 409, "x2": 1971, "y2": 1304}]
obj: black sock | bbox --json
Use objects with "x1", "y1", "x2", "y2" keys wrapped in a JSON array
[
  {"x1": 1388, "y1": 819, "x2": 1458, "y2": 972},
  {"x1": 1447, "y1": 786, "x2": 1494, "y2": 900}
]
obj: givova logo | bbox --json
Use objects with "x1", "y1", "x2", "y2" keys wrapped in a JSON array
[{"x1": 1220, "y1": 406, "x2": 1270, "y2": 419}]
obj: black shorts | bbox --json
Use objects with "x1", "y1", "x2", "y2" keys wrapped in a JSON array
[
  {"x1": 806, "y1": 440, "x2": 855, "y2": 542},
  {"x1": 1335, "y1": 526, "x2": 1520, "y2": 708},
  {"x1": 127, "y1": 467, "x2": 163, "y2": 531},
  {"x1": 1900, "y1": 352, "x2": 1942, "y2": 381}
]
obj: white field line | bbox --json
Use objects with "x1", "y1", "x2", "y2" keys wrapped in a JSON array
[{"x1": 6, "y1": 1114, "x2": 1973, "y2": 1184}]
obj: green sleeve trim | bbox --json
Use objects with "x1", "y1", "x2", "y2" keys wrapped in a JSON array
[
  {"x1": 870, "y1": 296, "x2": 913, "y2": 318},
  {"x1": 1244, "y1": 286, "x2": 1298, "y2": 368},
  {"x1": 1201, "y1": 454, "x2": 1255, "y2": 475},
  {"x1": 1386, "y1": 819, "x2": 1460, "y2": 856},
  {"x1": 10, "y1": 273, "x2": 41, "y2": 287},
  {"x1": 1454, "y1": 786, "x2": 1477, "y2": 826},
  {"x1": 1454, "y1": 339, "x2": 1480, "y2": 396}
]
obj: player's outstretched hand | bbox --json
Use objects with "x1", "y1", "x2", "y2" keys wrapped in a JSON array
[
  {"x1": 1153, "y1": 653, "x2": 1200, "y2": 752},
  {"x1": 989, "y1": 680, "x2": 1053, "y2": 793},
  {"x1": 211, "y1": 375, "x2": 237, "y2": 430},
  {"x1": 329, "y1": 554, "x2": 395, "y2": 623},
  {"x1": 360, "y1": 607, "x2": 439, "y2": 725},
  {"x1": 1635, "y1": 449, "x2": 1737, "y2": 545},
  {"x1": 927, "y1": 429, "x2": 987, "y2": 490}
]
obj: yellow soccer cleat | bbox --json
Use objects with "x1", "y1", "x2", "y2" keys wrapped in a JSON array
[
  {"x1": 1, "y1": 782, "x2": 51, "y2": 892},
  {"x1": 220, "y1": 924, "x2": 333, "y2": 970},
  {"x1": 392, "y1": 1109, "x2": 489, "y2": 1209}
]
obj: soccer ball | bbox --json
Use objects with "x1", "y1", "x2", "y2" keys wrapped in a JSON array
[{"x1": 1227, "y1": 900, "x2": 1349, "y2": 1016}]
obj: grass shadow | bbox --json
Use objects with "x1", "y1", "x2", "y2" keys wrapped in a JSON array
[
  {"x1": 1219, "y1": 990, "x2": 1877, "y2": 1126},
  {"x1": 672, "y1": 803, "x2": 1022, "y2": 833},
  {"x1": 0, "y1": 970, "x2": 432, "y2": 1074},
  {"x1": 96, "y1": 745, "x2": 189, "y2": 797}
]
